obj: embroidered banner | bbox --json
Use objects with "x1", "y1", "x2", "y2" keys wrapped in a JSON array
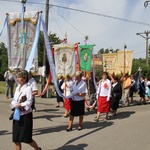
[
  {"x1": 102, "y1": 50, "x2": 133, "y2": 75},
  {"x1": 53, "y1": 44, "x2": 76, "y2": 77},
  {"x1": 79, "y1": 45, "x2": 94, "y2": 71},
  {"x1": 7, "y1": 11, "x2": 39, "y2": 71}
]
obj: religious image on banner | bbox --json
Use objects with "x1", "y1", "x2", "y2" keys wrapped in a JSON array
[
  {"x1": 79, "y1": 45, "x2": 94, "y2": 71},
  {"x1": 102, "y1": 50, "x2": 133, "y2": 75},
  {"x1": 7, "y1": 11, "x2": 39, "y2": 72},
  {"x1": 117, "y1": 50, "x2": 133, "y2": 75},
  {"x1": 102, "y1": 53, "x2": 117, "y2": 74},
  {"x1": 54, "y1": 44, "x2": 76, "y2": 77}
]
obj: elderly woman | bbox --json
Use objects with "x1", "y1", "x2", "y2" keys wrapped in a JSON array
[
  {"x1": 66, "y1": 71, "x2": 87, "y2": 131},
  {"x1": 10, "y1": 69, "x2": 41, "y2": 150},
  {"x1": 94, "y1": 72, "x2": 111, "y2": 122}
]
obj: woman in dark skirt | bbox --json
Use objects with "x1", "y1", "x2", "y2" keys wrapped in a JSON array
[
  {"x1": 138, "y1": 76, "x2": 146, "y2": 104},
  {"x1": 10, "y1": 69, "x2": 41, "y2": 150},
  {"x1": 56, "y1": 76, "x2": 64, "y2": 107},
  {"x1": 66, "y1": 71, "x2": 87, "y2": 131},
  {"x1": 111, "y1": 75, "x2": 122, "y2": 116}
]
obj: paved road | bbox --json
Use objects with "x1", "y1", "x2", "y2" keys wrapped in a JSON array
[{"x1": 0, "y1": 94, "x2": 150, "y2": 150}]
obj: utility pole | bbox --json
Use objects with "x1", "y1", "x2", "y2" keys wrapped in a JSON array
[
  {"x1": 41, "y1": 0, "x2": 49, "y2": 98},
  {"x1": 136, "y1": 31, "x2": 150, "y2": 66},
  {"x1": 124, "y1": 43, "x2": 127, "y2": 74}
]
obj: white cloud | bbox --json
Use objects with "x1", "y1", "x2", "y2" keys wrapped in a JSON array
[{"x1": 0, "y1": 0, "x2": 150, "y2": 59}]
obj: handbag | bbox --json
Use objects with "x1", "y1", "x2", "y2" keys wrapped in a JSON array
[{"x1": 13, "y1": 107, "x2": 21, "y2": 121}]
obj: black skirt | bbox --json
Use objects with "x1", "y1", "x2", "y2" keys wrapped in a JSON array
[
  {"x1": 110, "y1": 97, "x2": 120, "y2": 110},
  {"x1": 71, "y1": 99, "x2": 85, "y2": 116},
  {"x1": 56, "y1": 93, "x2": 64, "y2": 102},
  {"x1": 13, "y1": 112, "x2": 33, "y2": 143}
]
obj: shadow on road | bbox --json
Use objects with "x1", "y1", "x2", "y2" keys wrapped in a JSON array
[
  {"x1": 56, "y1": 121, "x2": 113, "y2": 149},
  {"x1": 57, "y1": 143, "x2": 88, "y2": 150},
  {"x1": 33, "y1": 120, "x2": 114, "y2": 136},
  {"x1": 33, "y1": 114, "x2": 62, "y2": 121},
  {"x1": 0, "y1": 130, "x2": 11, "y2": 136},
  {"x1": 109, "y1": 111, "x2": 135, "y2": 120}
]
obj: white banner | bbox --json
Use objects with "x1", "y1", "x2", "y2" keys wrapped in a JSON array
[
  {"x1": 54, "y1": 44, "x2": 76, "y2": 77},
  {"x1": 7, "y1": 11, "x2": 39, "y2": 71}
]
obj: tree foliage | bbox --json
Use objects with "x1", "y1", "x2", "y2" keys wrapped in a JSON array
[
  {"x1": 132, "y1": 58, "x2": 150, "y2": 77},
  {"x1": 0, "y1": 42, "x2": 8, "y2": 78},
  {"x1": 38, "y1": 31, "x2": 62, "y2": 74}
]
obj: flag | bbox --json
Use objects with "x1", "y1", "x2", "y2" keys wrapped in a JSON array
[
  {"x1": 79, "y1": 45, "x2": 94, "y2": 71},
  {"x1": 133, "y1": 71, "x2": 140, "y2": 93},
  {"x1": 54, "y1": 44, "x2": 76, "y2": 77},
  {"x1": 7, "y1": 11, "x2": 39, "y2": 71}
]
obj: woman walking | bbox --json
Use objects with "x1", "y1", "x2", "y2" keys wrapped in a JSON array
[
  {"x1": 111, "y1": 75, "x2": 122, "y2": 116},
  {"x1": 138, "y1": 76, "x2": 146, "y2": 104},
  {"x1": 10, "y1": 69, "x2": 41, "y2": 150},
  {"x1": 66, "y1": 71, "x2": 87, "y2": 131},
  {"x1": 61, "y1": 75, "x2": 73, "y2": 117},
  {"x1": 94, "y1": 72, "x2": 111, "y2": 122}
]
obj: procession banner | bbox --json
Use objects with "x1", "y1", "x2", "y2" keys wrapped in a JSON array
[
  {"x1": 7, "y1": 11, "x2": 39, "y2": 71},
  {"x1": 102, "y1": 50, "x2": 133, "y2": 75},
  {"x1": 117, "y1": 50, "x2": 133, "y2": 75},
  {"x1": 53, "y1": 44, "x2": 76, "y2": 77},
  {"x1": 79, "y1": 45, "x2": 94, "y2": 71},
  {"x1": 102, "y1": 53, "x2": 117, "y2": 74}
]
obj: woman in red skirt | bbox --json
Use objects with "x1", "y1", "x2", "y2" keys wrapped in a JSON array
[
  {"x1": 61, "y1": 75, "x2": 73, "y2": 117},
  {"x1": 94, "y1": 72, "x2": 111, "y2": 122}
]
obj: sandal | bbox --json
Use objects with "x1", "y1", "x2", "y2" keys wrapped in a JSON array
[
  {"x1": 94, "y1": 118, "x2": 99, "y2": 122},
  {"x1": 77, "y1": 126, "x2": 82, "y2": 130}
]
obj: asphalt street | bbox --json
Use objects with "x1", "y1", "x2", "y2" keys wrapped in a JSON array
[{"x1": 0, "y1": 94, "x2": 150, "y2": 150}]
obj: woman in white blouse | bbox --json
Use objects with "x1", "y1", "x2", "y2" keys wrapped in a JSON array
[
  {"x1": 66, "y1": 71, "x2": 87, "y2": 131},
  {"x1": 94, "y1": 72, "x2": 111, "y2": 122},
  {"x1": 11, "y1": 69, "x2": 41, "y2": 150},
  {"x1": 61, "y1": 75, "x2": 73, "y2": 117}
]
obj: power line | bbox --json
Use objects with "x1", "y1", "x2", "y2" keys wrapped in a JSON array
[
  {"x1": 50, "y1": 5, "x2": 150, "y2": 26},
  {"x1": 52, "y1": 8, "x2": 101, "y2": 49},
  {"x1": 50, "y1": 10, "x2": 66, "y2": 37},
  {"x1": 1, "y1": 0, "x2": 150, "y2": 26}
]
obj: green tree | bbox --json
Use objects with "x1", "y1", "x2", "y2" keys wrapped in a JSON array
[
  {"x1": 105, "y1": 48, "x2": 109, "y2": 53},
  {"x1": 99, "y1": 48, "x2": 104, "y2": 54},
  {"x1": 132, "y1": 58, "x2": 150, "y2": 77},
  {"x1": 38, "y1": 31, "x2": 61, "y2": 74},
  {"x1": 0, "y1": 42, "x2": 8, "y2": 78}
]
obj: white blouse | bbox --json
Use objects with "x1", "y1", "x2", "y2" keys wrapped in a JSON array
[
  {"x1": 61, "y1": 80, "x2": 73, "y2": 96},
  {"x1": 72, "y1": 80, "x2": 87, "y2": 101},
  {"x1": 97, "y1": 79, "x2": 111, "y2": 100},
  {"x1": 10, "y1": 84, "x2": 33, "y2": 115},
  {"x1": 28, "y1": 77, "x2": 38, "y2": 91}
]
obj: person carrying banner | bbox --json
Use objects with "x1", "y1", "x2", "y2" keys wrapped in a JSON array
[
  {"x1": 94, "y1": 72, "x2": 111, "y2": 122},
  {"x1": 56, "y1": 76, "x2": 64, "y2": 107},
  {"x1": 4, "y1": 70, "x2": 15, "y2": 99},
  {"x1": 138, "y1": 76, "x2": 146, "y2": 105},
  {"x1": 121, "y1": 73, "x2": 131, "y2": 107},
  {"x1": 129, "y1": 75, "x2": 136, "y2": 104},
  {"x1": 88, "y1": 72, "x2": 97, "y2": 106},
  {"x1": 66, "y1": 71, "x2": 87, "y2": 131},
  {"x1": 61, "y1": 75, "x2": 73, "y2": 117},
  {"x1": 28, "y1": 71, "x2": 38, "y2": 111},
  {"x1": 10, "y1": 69, "x2": 41, "y2": 150}
]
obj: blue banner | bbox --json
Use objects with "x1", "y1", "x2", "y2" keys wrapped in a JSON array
[
  {"x1": 41, "y1": 19, "x2": 73, "y2": 99},
  {"x1": 25, "y1": 14, "x2": 42, "y2": 72}
]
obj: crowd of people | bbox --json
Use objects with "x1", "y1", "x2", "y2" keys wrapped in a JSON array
[
  {"x1": 56, "y1": 71, "x2": 150, "y2": 124},
  {"x1": 4, "y1": 68, "x2": 150, "y2": 150}
]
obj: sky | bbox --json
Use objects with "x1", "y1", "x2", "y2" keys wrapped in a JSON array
[{"x1": 0, "y1": 0, "x2": 150, "y2": 58}]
